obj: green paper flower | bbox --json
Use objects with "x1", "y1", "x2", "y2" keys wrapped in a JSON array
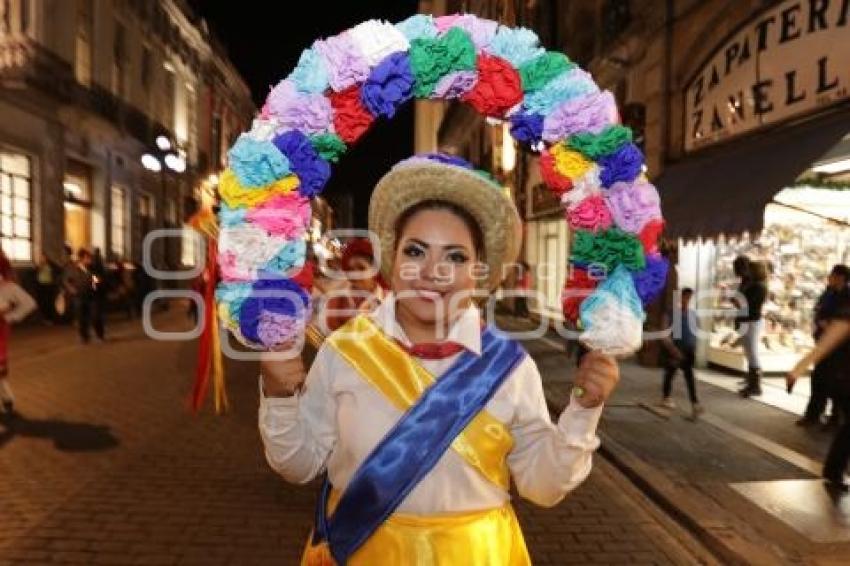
[
  {"x1": 409, "y1": 27, "x2": 476, "y2": 98},
  {"x1": 567, "y1": 126, "x2": 633, "y2": 160},
  {"x1": 309, "y1": 133, "x2": 347, "y2": 163},
  {"x1": 519, "y1": 51, "x2": 574, "y2": 93},
  {"x1": 571, "y1": 228, "x2": 646, "y2": 272}
]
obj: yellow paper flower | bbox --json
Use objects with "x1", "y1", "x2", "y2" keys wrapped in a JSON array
[
  {"x1": 218, "y1": 169, "x2": 300, "y2": 209},
  {"x1": 551, "y1": 143, "x2": 593, "y2": 180}
]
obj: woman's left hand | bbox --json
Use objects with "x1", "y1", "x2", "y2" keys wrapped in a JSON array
[{"x1": 572, "y1": 351, "x2": 620, "y2": 409}]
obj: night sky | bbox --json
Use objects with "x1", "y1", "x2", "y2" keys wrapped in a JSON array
[{"x1": 190, "y1": 0, "x2": 420, "y2": 227}]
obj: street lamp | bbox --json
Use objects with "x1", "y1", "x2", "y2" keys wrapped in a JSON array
[{"x1": 141, "y1": 138, "x2": 187, "y2": 273}]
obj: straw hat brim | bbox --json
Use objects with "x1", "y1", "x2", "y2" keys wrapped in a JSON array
[{"x1": 368, "y1": 160, "x2": 522, "y2": 291}]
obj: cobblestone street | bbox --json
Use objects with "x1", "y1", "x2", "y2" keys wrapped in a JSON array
[{"x1": 0, "y1": 311, "x2": 712, "y2": 565}]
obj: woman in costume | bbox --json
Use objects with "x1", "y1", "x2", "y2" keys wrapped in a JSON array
[{"x1": 258, "y1": 155, "x2": 619, "y2": 564}]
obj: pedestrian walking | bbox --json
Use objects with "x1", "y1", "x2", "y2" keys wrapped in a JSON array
[
  {"x1": 732, "y1": 256, "x2": 768, "y2": 398},
  {"x1": 0, "y1": 249, "x2": 36, "y2": 414},
  {"x1": 259, "y1": 155, "x2": 621, "y2": 564},
  {"x1": 788, "y1": 287, "x2": 850, "y2": 493},
  {"x1": 659, "y1": 288, "x2": 703, "y2": 419},
  {"x1": 62, "y1": 249, "x2": 105, "y2": 343},
  {"x1": 798, "y1": 264, "x2": 849, "y2": 428}
]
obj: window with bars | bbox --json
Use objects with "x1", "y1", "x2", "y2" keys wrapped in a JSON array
[
  {"x1": 111, "y1": 186, "x2": 127, "y2": 258},
  {"x1": 0, "y1": 152, "x2": 32, "y2": 262}
]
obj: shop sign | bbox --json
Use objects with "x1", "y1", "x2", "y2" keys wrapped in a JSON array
[{"x1": 685, "y1": 0, "x2": 850, "y2": 152}]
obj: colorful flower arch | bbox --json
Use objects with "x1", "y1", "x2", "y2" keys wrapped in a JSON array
[{"x1": 215, "y1": 13, "x2": 666, "y2": 354}]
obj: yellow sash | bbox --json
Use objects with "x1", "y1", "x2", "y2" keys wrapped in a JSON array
[{"x1": 326, "y1": 315, "x2": 514, "y2": 490}]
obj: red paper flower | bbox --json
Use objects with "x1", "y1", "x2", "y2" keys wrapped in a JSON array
[
  {"x1": 290, "y1": 260, "x2": 314, "y2": 292},
  {"x1": 539, "y1": 149, "x2": 572, "y2": 197},
  {"x1": 329, "y1": 86, "x2": 374, "y2": 144},
  {"x1": 561, "y1": 268, "x2": 598, "y2": 322},
  {"x1": 462, "y1": 54, "x2": 522, "y2": 117},
  {"x1": 639, "y1": 218, "x2": 665, "y2": 255}
]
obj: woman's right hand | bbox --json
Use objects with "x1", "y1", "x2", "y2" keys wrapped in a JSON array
[{"x1": 260, "y1": 352, "x2": 307, "y2": 398}]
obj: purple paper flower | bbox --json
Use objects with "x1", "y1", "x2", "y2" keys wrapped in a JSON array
[
  {"x1": 361, "y1": 52, "x2": 415, "y2": 119},
  {"x1": 449, "y1": 14, "x2": 498, "y2": 49},
  {"x1": 433, "y1": 70, "x2": 478, "y2": 99},
  {"x1": 272, "y1": 130, "x2": 331, "y2": 197},
  {"x1": 510, "y1": 112, "x2": 544, "y2": 146},
  {"x1": 631, "y1": 255, "x2": 669, "y2": 306},
  {"x1": 256, "y1": 311, "x2": 305, "y2": 349},
  {"x1": 604, "y1": 178, "x2": 662, "y2": 234},
  {"x1": 599, "y1": 143, "x2": 644, "y2": 187},
  {"x1": 265, "y1": 80, "x2": 334, "y2": 135},
  {"x1": 239, "y1": 276, "x2": 311, "y2": 346},
  {"x1": 315, "y1": 32, "x2": 371, "y2": 92},
  {"x1": 542, "y1": 91, "x2": 618, "y2": 143}
]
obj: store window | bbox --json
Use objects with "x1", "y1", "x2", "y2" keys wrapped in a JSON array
[
  {"x1": 111, "y1": 186, "x2": 128, "y2": 258},
  {"x1": 0, "y1": 152, "x2": 32, "y2": 262}
]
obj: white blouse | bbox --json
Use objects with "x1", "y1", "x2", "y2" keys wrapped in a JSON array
[{"x1": 259, "y1": 294, "x2": 603, "y2": 514}]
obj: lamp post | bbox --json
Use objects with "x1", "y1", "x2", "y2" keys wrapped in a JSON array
[{"x1": 141, "y1": 135, "x2": 186, "y2": 274}]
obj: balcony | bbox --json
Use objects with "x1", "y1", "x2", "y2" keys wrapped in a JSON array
[{"x1": 0, "y1": 36, "x2": 75, "y2": 98}]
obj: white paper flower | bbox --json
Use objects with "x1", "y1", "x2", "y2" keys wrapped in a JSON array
[{"x1": 348, "y1": 19, "x2": 410, "y2": 67}]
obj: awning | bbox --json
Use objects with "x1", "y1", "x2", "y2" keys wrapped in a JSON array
[{"x1": 656, "y1": 106, "x2": 850, "y2": 239}]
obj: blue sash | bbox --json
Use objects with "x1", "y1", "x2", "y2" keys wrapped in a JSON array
[{"x1": 313, "y1": 325, "x2": 526, "y2": 564}]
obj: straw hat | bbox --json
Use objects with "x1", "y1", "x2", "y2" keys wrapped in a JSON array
[{"x1": 368, "y1": 155, "x2": 522, "y2": 291}]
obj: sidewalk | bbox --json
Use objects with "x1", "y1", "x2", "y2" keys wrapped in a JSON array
[{"x1": 501, "y1": 315, "x2": 850, "y2": 565}]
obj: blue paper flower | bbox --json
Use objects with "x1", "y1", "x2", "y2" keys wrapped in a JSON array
[
  {"x1": 510, "y1": 112, "x2": 544, "y2": 146},
  {"x1": 227, "y1": 135, "x2": 291, "y2": 188},
  {"x1": 485, "y1": 26, "x2": 544, "y2": 67},
  {"x1": 215, "y1": 281, "x2": 252, "y2": 321},
  {"x1": 631, "y1": 255, "x2": 669, "y2": 306},
  {"x1": 218, "y1": 204, "x2": 247, "y2": 226},
  {"x1": 272, "y1": 130, "x2": 331, "y2": 198},
  {"x1": 288, "y1": 47, "x2": 330, "y2": 94},
  {"x1": 262, "y1": 239, "x2": 307, "y2": 277},
  {"x1": 523, "y1": 68, "x2": 598, "y2": 116},
  {"x1": 362, "y1": 52, "x2": 415, "y2": 119},
  {"x1": 239, "y1": 276, "x2": 311, "y2": 344},
  {"x1": 396, "y1": 14, "x2": 438, "y2": 41},
  {"x1": 599, "y1": 142, "x2": 644, "y2": 188}
]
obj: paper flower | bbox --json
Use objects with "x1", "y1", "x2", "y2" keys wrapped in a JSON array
[
  {"x1": 219, "y1": 225, "x2": 294, "y2": 281},
  {"x1": 485, "y1": 26, "x2": 544, "y2": 67},
  {"x1": 361, "y1": 52, "x2": 415, "y2": 118},
  {"x1": 216, "y1": 282, "x2": 252, "y2": 327},
  {"x1": 245, "y1": 193, "x2": 311, "y2": 238},
  {"x1": 631, "y1": 254, "x2": 669, "y2": 306},
  {"x1": 560, "y1": 166, "x2": 602, "y2": 210},
  {"x1": 567, "y1": 195, "x2": 613, "y2": 232},
  {"x1": 227, "y1": 135, "x2": 290, "y2": 188},
  {"x1": 246, "y1": 118, "x2": 282, "y2": 142},
  {"x1": 567, "y1": 125, "x2": 633, "y2": 160},
  {"x1": 562, "y1": 268, "x2": 598, "y2": 322},
  {"x1": 218, "y1": 169, "x2": 299, "y2": 209},
  {"x1": 288, "y1": 47, "x2": 329, "y2": 94},
  {"x1": 348, "y1": 19, "x2": 410, "y2": 67},
  {"x1": 542, "y1": 90, "x2": 618, "y2": 142},
  {"x1": 639, "y1": 218, "x2": 665, "y2": 255},
  {"x1": 522, "y1": 67, "x2": 598, "y2": 116},
  {"x1": 539, "y1": 149, "x2": 573, "y2": 197},
  {"x1": 462, "y1": 54, "x2": 523, "y2": 117},
  {"x1": 519, "y1": 51, "x2": 574, "y2": 93},
  {"x1": 510, "y1": 112, "x2": 544, "y2": 146},
  {"x1": 604, "y1": 178, "x2": 662, "y2": 234},
  {"x1": 218, "y1": 204, "x2": 247, "y2": 227},
  {"x1": 434, "y1": 14, "x2": 464, "y2": 32},
  {"x1": 329, "y1": 85, "x2": 375, "y2": 144},
  {"x1": 262, "y1": 238, "x2": 307, "y2": 276},
  {"x1": 570, "y1": 228, "x2": 646, "y2": 272},
  {"x1": 314, "y1": 32, "x2": 371, "y2": 92},
  {"x1": 579, "y1": 266, "x2": 645, "y2": 355},
  {"x1": 273, "y1": 130, "x2": 332, "y2": 197},
  {"x1": 550, "y1": 143, "x2": 594, "y2": 181},
  {"x1": 309, "y1": 133, "x2": 347, "y2": 163},
  {"x1": 409, "y1": 27, "x2": 476, "y2": 97},
  {"x1": 395, "y1": 14, "x2": 438, "y2": 41},
  {"x1": 239, "y1": 277, "x2": 311, "y2": 347},
  {"x1": 265, "y1": 81, "x2": 334, "y2": 135},
  {"x1": 599, "y1": 142, "x2": 644, "y2": 187},
  {"x1": 433, "y1": 70, "x2": 478, "y2": 99},
  {"x1": 446, "y1": 14, "x2": 498, "y2": 49}
]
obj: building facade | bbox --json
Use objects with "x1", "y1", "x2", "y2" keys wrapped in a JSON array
[{"x1": 0, "y1": 0, "x2": 253, "y2": 287}]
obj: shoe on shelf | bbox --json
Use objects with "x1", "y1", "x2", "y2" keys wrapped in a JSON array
[{"x1": 659, "y1": 397, "x2": 676, "y2": 409}]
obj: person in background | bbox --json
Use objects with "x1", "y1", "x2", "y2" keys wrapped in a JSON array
[
  {"x1": 34, "y1": 252, "x2": 60, "y2": 324},
  {"x1": 0, "y1": 248, "x2": 36, "y2": 414},
  {"x1": 63, "y1": 249, "x2": 104, "y2": 344},
  {"x1": 733, "y1": 256, "x2": 767, "y2": 398},
  {"x1": 788, "y1": 286, "x2": 850, "y2": 493},
  {"x1": 659, "y1": 288, "x2": 703, "y2": 420},
  {"x1": 322, "y1": 237, "x2": 384, "y2": 333},
  {"x1": 798, "y1": 264, "x2": 849, "y2": 428}
]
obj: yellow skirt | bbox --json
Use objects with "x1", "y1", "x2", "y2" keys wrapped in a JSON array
[{"x1": 302, "y1": 491, "x2": 530, "y2": 566}]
